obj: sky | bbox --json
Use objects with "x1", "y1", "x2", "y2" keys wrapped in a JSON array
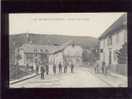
[{"x1": 9, "y1": 13, "x2": 126, "y2": 38}]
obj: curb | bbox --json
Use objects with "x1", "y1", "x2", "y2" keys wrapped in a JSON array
[{"x1": 10, "y1": 74, "x2": 39, "y2": 85}]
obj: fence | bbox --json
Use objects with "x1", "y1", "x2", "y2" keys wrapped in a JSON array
[{"x1": 109, "y1": 64, "x2": 127, "y2": 76}]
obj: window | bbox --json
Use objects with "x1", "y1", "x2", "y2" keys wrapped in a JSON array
[{"x1": 107, "y1": 36, "x2": 112, "y2": 46}]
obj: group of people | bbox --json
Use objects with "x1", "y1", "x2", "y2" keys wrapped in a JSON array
[
  {"x1": 39, "y1": 63, "x2": 74, "y2": 79},
  {"x1": 94, "y1": 61, "x2": 109, "y2": 75},
  {"x1": 34, "y1": 54, "x2": 75, "y2": 80}
]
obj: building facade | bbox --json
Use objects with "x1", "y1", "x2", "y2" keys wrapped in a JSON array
[
  {"x1": 99, "y1": 14, "x2": 127, "y2": 75},
  {"x1": 15, "y1": 39, "x2": 83, "y2": 73}
]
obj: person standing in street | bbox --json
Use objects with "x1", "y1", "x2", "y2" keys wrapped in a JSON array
[
  {"x1": 46, "y1": 64, "x2": 49, "y2": 75},
  {"x1": 40, "y1": 65, "x2": 45, "y2": 79},
  {"x1": 95, "y1": 60, "x2": 99, "y2": 73},
  {"x1": 36, "y1": 65, "x2": 39, "y2": 74},
  {"x1": 53, "y1": 64, "x2": 56, "y2": 74},
  {"x1": 26, "y1": 63, "x2": 29, "y2": 72},
  {"x1": 40, "y1": 49, "x2": 49, "y2": 76},
  {"x1": 64, "y1": 65, "x2": 67, "y2": 73},
  {"x1": 59, "y1": 63, "x2": 62, "y2": 73},
  {"x1": 40, "y1": 51, "x2": 45, "y2": 79},
  {"x1": 44, "y1": 49, "x2": 49, "y2": 75},
  {"x1": 102, "y1": 61, "x2": 105, "y2": 74},
  {"x1": 35, "y1": 59, "x2": 39, "y2": 74},
  {"x1": 71, "y1": 63, "x2": 74, "y2": 73}
]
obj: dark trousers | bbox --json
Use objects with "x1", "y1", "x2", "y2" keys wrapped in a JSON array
[
  {"x1": 64, "y1": 66, "x2": 67, "y2": 73},
  {"x1": 102, "y1": 66, "x2": 105, "y2": 74},
  {"x1": 41, "y1": 73, "x2": 44, "y2": 79},
  {"x1": 46, "y1": 66, "x2": 49, "y2": 75},
  {"x1": 59, "y1": 66, "x2": 62, "y2": 72},
  {"x1": 71, "y1": 66, "x2": 74, "y2": 73},
  {"x1": 46, "y1": 71, "x2": 49, "y2": 75},
  {"x1": 95, "y1": 65, "x2": 99, "y2": 73},
  {"x1": 53, "y1": 66, "x2": 56, "y2": 74}
]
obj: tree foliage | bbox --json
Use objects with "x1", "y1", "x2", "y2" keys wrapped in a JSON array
[
  {"x1": 82, "y1": 48, "x2": 99, "y2": 64},
  {"x1": 117, "y1": 42, "x2": 127, "y2": 64}
]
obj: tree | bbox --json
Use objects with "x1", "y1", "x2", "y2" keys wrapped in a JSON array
[
  {"x1": 14, "y1": 48, "x2": 22, "y2": 79},
  {"x1": 82, "y1": 48, "x2": 99, "y2": 65},
  {"x1": 82, "y1": 49, "x2": 89, "y2": 62},
  {"x1": 91, "y1": 48, "x2": 99, "y2": 61},
  {"x1": 117, "y1": 42, "x2": 127, "y2": 64},
  {"x1": 16, "y1": 48, "x2": 22, "y2": 64}
]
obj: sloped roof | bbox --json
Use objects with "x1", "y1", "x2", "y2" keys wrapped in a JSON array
[
  {"x1": 20, "y1": 40, "x2": 73, "y2": 54},
  {"x1": 20, "y1": 43, "x2": 60, "y2": 54},
  {"x1": 99, "y1": 14, "x2": 127, "y2": 40}
]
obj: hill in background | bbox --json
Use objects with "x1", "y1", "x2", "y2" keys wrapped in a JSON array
[
  {"x1": 9, "y1": 33, "x2": 98, "y2": 49},
  {"x1": 9, "y1": 33, "x2": 98, "y2": 65}
]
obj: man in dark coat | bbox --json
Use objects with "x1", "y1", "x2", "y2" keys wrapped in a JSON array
[
  {"x1": 59, "y1": 63, "x2": 62, "y2": 73},
  {"x1": 102, "y1": 61, "x2": 105, "y2": 74},
  {"x1": 40, "y1": 66, "x2": 45, "y2": 79},
  {"x1": 46, "y1": 64, "x2": 49, "y2": 75},
  {"x1": 95, "y1": 60, "x2": 99, "y2": 73},
  {"x1": 35, "y1": 59, "x2": 39, "y2": 74},
  {"x1": 71, "y1": 63, "x2": 74, "y2": 73},
  {"x1": 64, "y1": 65, "x2": 67, "y2": 73},
  {"x1": 41, "y1": 50, "x2": 49, "y2": 75},
  {"x1": 53, "y1": 64, "x2": 56, "y2": 74},
  {"x1": 36, "y1": 65, "x2": 39, "y2": 74}
]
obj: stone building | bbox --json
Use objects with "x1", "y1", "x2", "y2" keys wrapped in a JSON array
[{"x1": 99, "y1": 14, "x2": 127, "y2": 75}]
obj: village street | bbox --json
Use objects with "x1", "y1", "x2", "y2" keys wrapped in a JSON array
[{"x1": 10, "y1": 66, "x2": 127, "y2": 88}]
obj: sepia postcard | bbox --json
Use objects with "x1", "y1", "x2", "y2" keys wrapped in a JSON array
[{"x1": 9, "y1": 13, "x2": 128, "y2": 88}]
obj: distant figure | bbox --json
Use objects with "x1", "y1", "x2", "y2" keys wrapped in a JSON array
[
  {"x1": 26, "y1": 64, "x2": 29, "y2": 72},
  {"x1": 40, "y1": 66, "x2": 45, "y2": 79},
  {"x1": 95, "y1": 64, "x2": 99, "y2": 73},
  {"x1": 71, "y1": 63, "x2": 74, "y2": 73},
  {"x1": 31, "y1": 66, "x2": 34, "y2": 72},
  {"x1": 95, "y1": 60, "x2": 99, "y2": 73},
  {"x1": 26, "y1": 64, "x2": 29, "y2": 69},
  {"x1": 40, "y1": 50, "x2": 49, "y2": 75},
  {"x1": 46, "y1": 64, "x2": 49, "y2": 75},
  {"x1": 35, "y1": 59, "x2": 39, "y2": 74},
  {"x1": 36, "y1": 66, "x2": 39, "y2": 74},
  {"x1": 105, "y1": 64, "x2": 110, "y2": 75},
  {"x1": 59, "y1": 63, "x2": 62, "y2": 73},
  {"x1": 53, "y1": 64, "x2": 56, "y2": 74},
  {"x1": 64, "y1": 65, "x2": 67, "y2": 73},
  {"x1": 102, "y1": 61, "x2": 105, "y2": 74}
]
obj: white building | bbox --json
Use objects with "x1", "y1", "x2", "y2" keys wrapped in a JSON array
[
  {"x1": 63, "y1": 44, "x2": 83, "y2": 66},
  {"x1": 17, "y1": 43, "x2": 59, "y2": 68},
  {"x1": 99, "y1": 14, "x2": 127, "y2": 75},
  {"x1": 16, "y1": 40, "x2": 83, "y2": 72}
]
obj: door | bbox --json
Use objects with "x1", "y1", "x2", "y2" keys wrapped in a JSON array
[{"x1": 109, "y1": 51, "x2": 112, "y2": 64}]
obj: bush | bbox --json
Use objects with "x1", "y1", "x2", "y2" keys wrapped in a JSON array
[
  {"x1": 82, "y1": 48, "x2": 99, "y2": 64},
  {"x1": 117, "y1": 42, "x2": 127, "y2": 64}
]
